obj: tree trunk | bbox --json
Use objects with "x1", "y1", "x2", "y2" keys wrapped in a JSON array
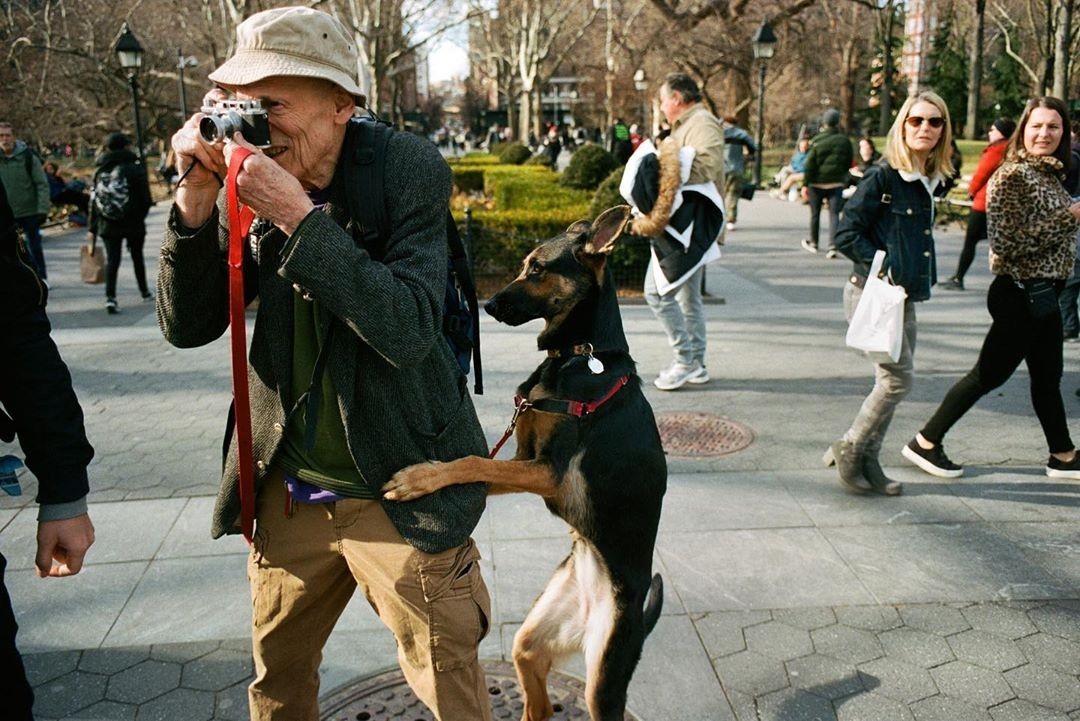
[
  {"x1": 839, "y1": 36, "x2": 857, "y2": 133},
  {"x1": 1043, "y1": 0, "x2": 1055, "y2": 94},
  {"x1": 1053, "y1": 0, "x2": 1073, "y2": 99},
  {"x1": 879, "y1": 0, "x2": 895, "y2": 136},
  {"x1": 965, "y1": 0, "x2": 986, "y2": 139},
  {"x1": 518, "y1": 85, "x2": 532, "y2": 146}
]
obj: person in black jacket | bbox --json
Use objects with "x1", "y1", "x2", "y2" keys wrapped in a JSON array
[
  {"x1": 89, "y1": 132, "x2": 153, "y2": 314},
  {"x1": 0, "y1": 179, "x2": 96, "y2": 720},
  {"x1": 827, "y1": 91, "x2": 954, "y2": 496}
]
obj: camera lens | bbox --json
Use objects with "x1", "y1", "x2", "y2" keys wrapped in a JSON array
[{"x1": 199, "y1": 112, "x2": 242, "y2": 144}]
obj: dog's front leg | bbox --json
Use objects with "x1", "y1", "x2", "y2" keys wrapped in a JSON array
[{"x1": 383, "y1": 457, "x2": 558, "y2": 501}]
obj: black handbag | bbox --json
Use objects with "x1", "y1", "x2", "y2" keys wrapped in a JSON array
[
  {"x1": 739, "y1": 182, "x2": 756, "y2": 201},
  {"x1": 1016, "y1": 278, "x2": 1059, "y2": 319}
]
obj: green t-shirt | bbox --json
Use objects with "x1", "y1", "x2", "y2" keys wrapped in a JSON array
[{"x1": 276, "y1": 292, "x2": 374, "y2": 498}]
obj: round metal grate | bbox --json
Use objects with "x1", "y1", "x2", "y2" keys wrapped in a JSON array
[
  {"x1": 319, "y1": 660, "x2": 641, "y2": 720},
  {"x1": 655, "y1": 412, "x2": 754, "y2": 457}
]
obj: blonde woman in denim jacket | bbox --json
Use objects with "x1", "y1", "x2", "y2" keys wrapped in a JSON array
[{"x1": 829, "y1": 91, "x2": 953, "y2": 496}]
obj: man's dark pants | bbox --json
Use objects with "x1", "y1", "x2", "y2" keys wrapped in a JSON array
[
  {"x1": 807, "y1": 186, "x2": 844, "y2": 250},
  {"x1": 1, "y1": 553, "x2": 35, "y2": 720}
]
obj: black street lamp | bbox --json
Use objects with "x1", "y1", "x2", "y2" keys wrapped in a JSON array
[
  {"x1": 114, "y1": 23, "x2": 146, "y2": 169},
  {"x1": 751, "y1": 21, "x2": 777, "y2": 187},
  {"x1": 177, "y1": 50, "x2": 198, "y2": 121}
]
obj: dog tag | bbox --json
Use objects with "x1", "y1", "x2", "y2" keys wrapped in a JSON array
[{"x1": 587, "y1": 355, "x2": 605, "y2": 374}]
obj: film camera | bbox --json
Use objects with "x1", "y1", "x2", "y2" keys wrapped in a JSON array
[{"x1": 199, "y1": 99, "x2": 271, "y2": 147}]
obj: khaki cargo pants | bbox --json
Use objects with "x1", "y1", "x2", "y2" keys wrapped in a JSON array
[{"x1": 247, "y1": 473, "x2": 492, "y2": 721}]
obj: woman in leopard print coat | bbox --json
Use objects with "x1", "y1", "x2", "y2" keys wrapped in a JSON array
[{"x1": 905, "y1": 97, "x2": 1080, "y2": 480}]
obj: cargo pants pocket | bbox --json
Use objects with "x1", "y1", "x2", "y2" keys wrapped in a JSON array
[{"x1": 416, "y1": 540, "x2": 491, "y2": 672}]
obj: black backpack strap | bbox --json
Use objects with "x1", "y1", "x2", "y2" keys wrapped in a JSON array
[
  {"x1": 446, "y1": 212, "x2": 483, "y2": 394},
  {"x1": 344, "y1": 118, "x2": 392, "y2": 248}
]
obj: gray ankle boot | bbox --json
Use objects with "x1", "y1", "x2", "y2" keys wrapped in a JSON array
[
  {"x1": 823, "y1": 440, "x2": 872, "y2": 494},
  {"x1": 862, "y1": 456, "x2": 903, "y2": 495}
]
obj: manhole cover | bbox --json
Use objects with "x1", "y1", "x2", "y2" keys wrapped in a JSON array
[
  {"x1": 320, "y1": 660, "x2": 641, "y2": 720},
  {"x1": 655, "y1": 412, "x2": 754, "y2": 457}
]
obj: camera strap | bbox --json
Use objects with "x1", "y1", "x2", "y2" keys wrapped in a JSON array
[{"x1": 227, "y1": 147, "x2": 257, "y2": 545}]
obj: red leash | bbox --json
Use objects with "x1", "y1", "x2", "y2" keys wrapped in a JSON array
[{"x1": 226, "y1": 148, "x2": 256, "y2": 544}]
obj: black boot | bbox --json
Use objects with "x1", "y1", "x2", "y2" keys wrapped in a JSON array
[{"x1": 823, "y1": 440, "x2": 872, "y2": 494}]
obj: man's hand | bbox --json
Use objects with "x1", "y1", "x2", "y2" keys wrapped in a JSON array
[
  {"x1": 35, "y1": 513, "x2": 95, "y2": 578},
  {"x1": 171, "y1": 90, "x2": 229, "y2": 228},
  {"x1": 801, "y1": 186, "x2": 810, "y2": 202},
  {"x1": 222, "y1": 133, "x2": 313, "y2": 236}
]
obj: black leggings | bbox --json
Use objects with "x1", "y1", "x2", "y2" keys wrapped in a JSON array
[
  {"x1": 103, "y1": 230, "x2": 148, "y2": 299},
  {"x1": 921, "y1": 275, "x2": 1073, "y2": 453},
  {"x1": 953, "y1": 209, "x2": 986, "y2": 282}
]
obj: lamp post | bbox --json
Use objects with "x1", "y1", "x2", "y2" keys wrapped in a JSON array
[
  {"x1": 177, "y1": 50, "x2": 198, "y2": 121},
  {"x1": 633, "y1": 69, "x2": 648, "y2": 135},
  {"x1": 115, "y1": 22, "x2": 146, "y2": 169},
  {"x1": 750, "y1": 21, "x2": 777, "y2": 187}
]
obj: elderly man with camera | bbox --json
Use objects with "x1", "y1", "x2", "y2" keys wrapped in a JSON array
[{"x1": 157, "y1": 7, "x2": 491, "y2": 721}]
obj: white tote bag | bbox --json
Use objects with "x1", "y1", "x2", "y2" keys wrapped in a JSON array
[{"x1": 845, "y1": 250, "x2": 907, "y2": 363}]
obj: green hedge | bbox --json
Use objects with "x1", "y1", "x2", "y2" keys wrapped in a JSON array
[
  {"x1": 453, "y1": 168, "x2": 485, "y2": 193},
  {"x1": 562, "y1": 143, "x2": 619, "y2": 190},
  {"x1": 498, "y1": 143, "x2": 532, "y2": 165}
]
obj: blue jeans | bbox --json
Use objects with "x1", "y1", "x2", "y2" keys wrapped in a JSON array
[
  {"x1": 842, "y1": 282, "x2": 918, "y2": 458},
  {"x1": 16, "y1": 216, "x2": 45, "y2": 278},
  {"x1": 644, "y1": 256, "x2": 706, "y2": 367}
]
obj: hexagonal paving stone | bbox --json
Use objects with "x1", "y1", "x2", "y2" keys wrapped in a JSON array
[
  {"x1": 878, "y1": 628, "x2": 955, "y2": 669},
  {"x1": 812, "y1": 625, "x2": 884, "y2": 664},
  {"x1": 756, "y1": 687, "x2": 837, "y2": 721},
  {"x1": 1004, "y1": 662, "x2": 1080, "y2": 713},
  {"x1": 930, "y1": 660, "x2": 1015, "y2": 707},
  {"x1": 835, "y1": 606, "x2": 903, "y2": 632},
  {"x1": 773, "y1": 607, "x2": 838, "y2": 631},
  {"x1": 149, "y1": 640, "x2": 222, "y2": 664},
  {"x1": 33, "y1": 670, "x2": 108, "y2": 718},
  {"x1": 835, "y1": 691, "x2": 915, "y2": 721},
  {"x1": 1026, "y1": 603, "x2": 1080, "y2": 643},
  {"x1": 910, "y1": 695, "x2": 992, "y2": 721},
  {"x1": 745, "y1": 621, "x2": 814, "y2": 662},
  {"x1": 213, "y1": 681, "x2": 251, "y2": 721},
  {"x1": 106, "y1": 659, "x2": 182, "y2": 704},
  {"x1": 180, "y1": 649, "x2": 253, "y2": 691},
  {"x1": 71, "y1": 700, "x2": 137, "y2": 720},
  {"x1": 786, "y1": 654, "x2": 864, "y2": 700},
  {"x1": 900, "y1": 605, "x2": 972, "y2": 636},
  {"x1": 1017, "y1": 633, "x2": 1080, "y2": 675},
  {"x1": 989, "y1": 698, "x2": 1070, "y2": 721},
  {"x1": 857, "y1": 657, "x2": 938, "y2": 705},
  {"x1": 24, "y1": 650, "x2": 80, "y2": 686},
  {"x1": 79, "y1": 646, "x2": 151, "y2": 675},
  {"x1": 712, "y1": 650, "x2": 789, "y2": 696},
  {"x1": 946, "y1": 629, "x2": 1027, "y2": 673},
  {"x1": 961, "y1": 604, "x2": 1038, "y2": 640},
  {"x1": 135, "y1": 687, "x2": 214, "y2": 721},
  {"x1": 694, "y1": 610, "x2": 772, "y2": 659}
]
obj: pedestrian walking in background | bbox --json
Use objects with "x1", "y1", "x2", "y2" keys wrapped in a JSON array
[
  {"x1": 903, "y1": 97, "x2": 1080, "y2": 480},
  {"x1": 610, "y1": 118, "x2": 633, "y2": 164},
  {"x1": 157, "y1": 8, "x2": 491, "y2": 719},
  {"x1": 0, "y1": 122, "x2": 50, "y2": 279},
  {"x1": 89, "y1": 133, "x2": 153, "y2": 315},
  {"x1": 829, "y1": 91, "x2": 954, "y2": 496},
  {"x1": 0, "y1": 179, "x2": 97, "y2": 721},
  {"x1": 641, "y1": 72, "x2": 725, "y2": 391},
  {"x1": 721, "y1": 115, "x2": 756, "y2": 231},
  {"x1": 800, "y1": 109, "x2": 853, "y2": 259},
  {"x1": 941, "y1": 117, "x2": 1016, "y2": 292},
  {"x1": 544, "y1": 124, "x2": 562, "y2": 167}
]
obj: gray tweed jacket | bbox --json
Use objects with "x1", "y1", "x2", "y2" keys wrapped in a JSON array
[{"x1": 156, "y1": 131, "x2": 487, "y2": 553}]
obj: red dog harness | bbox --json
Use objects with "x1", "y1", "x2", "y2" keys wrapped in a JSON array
[
  {"x1": 488, "y1": 375, "x2": 630, "y2": 459},
  {"x1": 227, "y1": 147, "x2": 257, "y2": 544}
]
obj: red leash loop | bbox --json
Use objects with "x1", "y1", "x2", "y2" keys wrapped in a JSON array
[
  {"x1": 489, "y1": 396, "x2": 530, "y2": 459},
  {"x1": 226, "y1": 147, "x2": 257, "y2": 544}
]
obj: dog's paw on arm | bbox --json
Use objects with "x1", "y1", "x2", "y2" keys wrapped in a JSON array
[{"x1": 383, "y1": 461, "x2": 446, "y2": 501}]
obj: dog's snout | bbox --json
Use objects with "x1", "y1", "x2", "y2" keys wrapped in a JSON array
[{"x1": 484, "y1": 297, "x2": 501, "y2": 318}]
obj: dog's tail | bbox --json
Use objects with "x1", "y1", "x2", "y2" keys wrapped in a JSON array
[{"x1": 643, "y1": 573, "x2": 664, "y2": 635}]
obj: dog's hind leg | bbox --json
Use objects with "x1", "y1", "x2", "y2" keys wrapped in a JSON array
[
  {"x1": 582, "y1": 588, "x2": 647, "y2": 721},
  {"x1": 512, "y1": 553, "x2": 588, "y2": 721}
]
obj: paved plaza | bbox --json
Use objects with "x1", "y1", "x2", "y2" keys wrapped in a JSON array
[{"x1": 1, "y1": 194, "x2": 1078, "y2": 721}]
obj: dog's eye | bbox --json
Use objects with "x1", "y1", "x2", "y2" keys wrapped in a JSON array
[{"x1": 527, "y1": 262, "x2": 544, "y2": 278}]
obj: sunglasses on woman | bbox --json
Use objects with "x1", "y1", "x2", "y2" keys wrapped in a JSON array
[{"x1": 905, "y1": 115, "x2": 945, "y2": 129}]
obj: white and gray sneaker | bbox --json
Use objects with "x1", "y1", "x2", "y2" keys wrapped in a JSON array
[
  {"x1": 687, "y1": 365, "x2": 710, "y2": 384},
  {"x1": 654, "y1": 360, "x2": 704, "y2": 391}
]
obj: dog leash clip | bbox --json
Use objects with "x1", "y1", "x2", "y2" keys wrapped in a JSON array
[
  {"x1": 581, "y1": 343, "x2": 604, "y2": 375},
  {"x1": 490, "y1": 395, "x2": 532, "y2": 459}
]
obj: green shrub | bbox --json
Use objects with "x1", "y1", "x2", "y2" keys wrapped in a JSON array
[
  {"x1": 448, "y1": 153, "x2": 501, "y2": 166},
  {"x1": 525, "y1": 153, "x2": 553, "y2": 167},
  {"x1": 589, "y1": 167, "x2": 626, "y2": 220},
  {"x1": 452, "y1": 168, "x2": 485, "y2": 193},
  {"x1": 483, "y1": 166, "x2": 589, "y2": 211},
  {"x1": 488, "y1": 141, "x2": 506, "y2": 157},
  {"x1": 561, "y1": 143, "x2": 619, "y2": 190},
  {"x1": 498, "y1": 143, "x2": 532, "y2": 165}
]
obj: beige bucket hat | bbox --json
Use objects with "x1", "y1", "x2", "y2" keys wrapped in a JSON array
[{"x1": 208, "y1": 7, "x2": 364, "y2": 100}]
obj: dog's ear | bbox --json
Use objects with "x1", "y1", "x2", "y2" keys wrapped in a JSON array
[
  {"x1": 583, "y1": 205, "x2": 632, "y2": 256},
  {"x1": 564, "y1": 219, "x2": 592, "y2": 240}
]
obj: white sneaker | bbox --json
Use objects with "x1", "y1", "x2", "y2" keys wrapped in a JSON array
[
  {"x1": 687, "y1": 366, "x2": 710, "y2": 384},
  {"x1": 726, "y1": 222, "x2": 736, "y2": 231},
  {"x1": 654, "y1": 361, "x2": 703, "y2": 391}
]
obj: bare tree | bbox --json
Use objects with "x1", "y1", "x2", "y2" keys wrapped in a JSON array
[{"x1": 1052, "y1": 0, "x2": 1075, "y2": 99}]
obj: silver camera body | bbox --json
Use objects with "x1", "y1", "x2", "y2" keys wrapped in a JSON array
[{"x1": 199, "y1": 99, "x2": 271, "y2": 147}]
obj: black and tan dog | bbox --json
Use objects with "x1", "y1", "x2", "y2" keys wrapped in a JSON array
[{"x1": 384, "y1": 205, "x2": 667, "y2": 721}]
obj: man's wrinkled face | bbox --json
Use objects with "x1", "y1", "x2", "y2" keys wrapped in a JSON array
[
  {"x1": 226, "y1": 76, "x2": 349, "y2": 188},
  {"x1": 659, "y1": 85, "x2": 684, "y2": 125},
  {"x1": 0, "y1": 126, "x2": 15, "y2": 155}
]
